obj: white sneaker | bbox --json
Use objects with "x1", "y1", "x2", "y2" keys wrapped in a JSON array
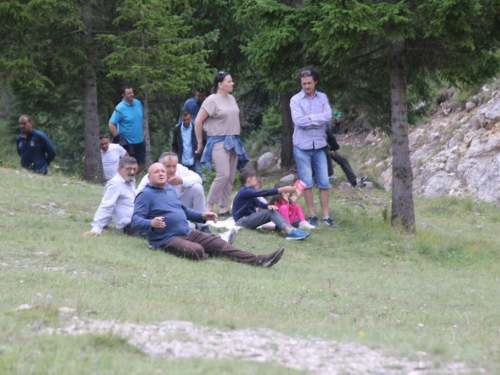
[
  {"x1": 257, "y1": 221, "x2": 276, "y2": 230},
  {"x1": 219, "y1": 227, "x2": 238, "y2": 245},
  {"x1": 299, "y1": 220, "x2": 316, "y2": 229}
]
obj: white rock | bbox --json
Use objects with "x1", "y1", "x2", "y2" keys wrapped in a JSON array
[
  {"x1": 15, "y1": 304, "x2": 32, "y2": 311},
  {"x1": 465, "y1": 101, "x2": 476, "y2": 111},
  {"x1": 362, "y1": 181, "x2": 374, "y2": 189},
  {"x1": 257, "y1": 152, "x2": 275, "y2": 170},
  {"x1": 364, "y1": 132, "x2": 375, "y2": 143},
  {"x1": 58, "y1": 307, "x2": 77, "y2": 313},
  {"x1": 279, "y1": 174, "x2": 296, "y2": 185}
]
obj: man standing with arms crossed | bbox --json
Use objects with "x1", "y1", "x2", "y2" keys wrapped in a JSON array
[
  {"x1": 108, "y1": 85, "x2": 146, "y2": 173},
  {"x1": 290, "y1": 67, "x2": 336, "y2": 229}
]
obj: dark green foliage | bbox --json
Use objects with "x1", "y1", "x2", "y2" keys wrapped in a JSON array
[
  {"x1": 1, "y1": 0, "x2": 500, "y2": 182},
  {"x1": 0, "y1": 0, "x2": 219, "y2": 176},
  {"x1": 100, "y1": 0, "x2": 217, "y2": 96}
]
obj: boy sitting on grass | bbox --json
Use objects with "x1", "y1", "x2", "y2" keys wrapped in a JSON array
[{"x1": 232, "y1": 168, "x2": 311, "y2": 240}]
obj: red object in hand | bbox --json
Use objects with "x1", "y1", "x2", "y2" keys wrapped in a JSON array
[{"x1": 294, "y1": 180, "x2": 306, "y2": 196}]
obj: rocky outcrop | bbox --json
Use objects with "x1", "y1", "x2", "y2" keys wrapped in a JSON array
[{"x1": 379, "y1": 89, "x2": 500, "y2": 203}]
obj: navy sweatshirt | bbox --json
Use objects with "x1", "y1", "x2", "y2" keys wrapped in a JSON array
[
  {"x1": 232, "y1": 185, "x2": 278, "y2": 222},
  {"x1": 132, "y1": 184, "x2": 204, "y2": 247}
]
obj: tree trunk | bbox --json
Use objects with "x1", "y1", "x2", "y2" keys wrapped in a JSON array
[
  {"x1": 142, "y1": 88, "x2": 152, "y2": 168},
  {"x1": 81, "y1": 2, "x2": 104, "y2": 183},
  {"x1": 140, "y1": 8, "x2": 152, "y2": 169},
  {"x1": 280, "y1": 91, "x2": 295, "y2": 169},
  {"x1": 389, "y1": 40, "x2": 415, "y2": 232}
]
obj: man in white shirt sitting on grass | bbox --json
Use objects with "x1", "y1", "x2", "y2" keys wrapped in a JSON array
[{"x1": 84, "y1": 156, "x2": 144, "y2": 237}]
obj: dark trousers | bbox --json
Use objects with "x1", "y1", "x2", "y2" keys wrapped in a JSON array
[
  {"x1": 184, "y1": 160, "x2": 203, "y2": 175},
  {"x1": 326, "y1": 150, "x2": 357, "y2": 186},
  {"x1": 122, "y1": 224, "x2": 146, "y2": 238},
  {"x1": 235, "y1": 210, "x2": 289, "y2": 231},
  {"x1": 160, "y1": 230, "x2": 265, "y2": 264}
]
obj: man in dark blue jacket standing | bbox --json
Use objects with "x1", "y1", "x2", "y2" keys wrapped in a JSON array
[
  {"x1": 172, "y1": 109, "x2": 205, "y2": 174},
  {"x1": 16, "y1": 115, "x2": 56, "y2": 174}
]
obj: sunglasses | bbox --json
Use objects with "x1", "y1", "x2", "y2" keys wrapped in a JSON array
[
  {"x1": 300, "y1": 70, "x2": 312, "y2": 76},
  {"x1": 99, "y1": 135, "x2": 109, "y2": 139}
]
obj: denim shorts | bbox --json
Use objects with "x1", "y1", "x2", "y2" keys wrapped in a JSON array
[
  {"x1": 293, "y1": 146, "x2": 330, "y2": 189},
  {"x1": 127, "y1": 141, "x2": 146, "y2": 165}
]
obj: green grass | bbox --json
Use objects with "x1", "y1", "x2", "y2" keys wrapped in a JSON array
[
  {"x1": 1, "y1": 167, "x2": 500, "y2": 373},
  {"x1": 337, "y1": 135, "x2": 392, "y2": 187}
]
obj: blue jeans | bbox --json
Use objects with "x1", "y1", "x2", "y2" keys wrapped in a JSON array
[
  {"x1": 185, "y1": 161, "x2": 212, "y2": 177},
  {"x1": 293, "y1": 146, "x2": 330, "y2": 189},
  {"x1": 185, "y1": 161, "x2": 202, "y2": 174}
]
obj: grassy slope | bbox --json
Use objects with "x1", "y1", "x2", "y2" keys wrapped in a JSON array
[{"x1": 1, "y1": 166, "x2": 499, "y2": 374}]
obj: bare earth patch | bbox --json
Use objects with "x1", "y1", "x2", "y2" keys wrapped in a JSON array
[{"x1": 47, "y1": 318, "x2": 475, "y2": 374}]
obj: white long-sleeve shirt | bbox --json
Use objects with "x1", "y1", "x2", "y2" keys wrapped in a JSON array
[
  {"x1": 90, "y1": 173, "x2": 136, "y2": 234},
  {"x1": 136, "y1": 163, "x2": 202, "y2": 196}
]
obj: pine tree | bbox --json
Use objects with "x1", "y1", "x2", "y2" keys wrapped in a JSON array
[
  {"x1": 100, "y1": 0, "x2": 216, "y2": 168},
  {"x1": 0, "y1": 0, "x2": 116, "y2": 182},
  {"x1": 240, "y1": 0, "x2": 500, "y2": 231}
]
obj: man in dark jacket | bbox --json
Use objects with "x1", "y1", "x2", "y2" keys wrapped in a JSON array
[
  {"x1": 16, "y1": 115, "x2": 56, "y2": 174},
  {"x1": 326, "y1": 122, "x2": 367, "y2": 187},
  {"x1": 172, "y1": 109, "x2": 206, "y2": 174}
]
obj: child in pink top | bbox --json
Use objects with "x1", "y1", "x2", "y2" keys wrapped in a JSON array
[{"x1": 270, "y1": 182, "x2": 315, "y2": 229}]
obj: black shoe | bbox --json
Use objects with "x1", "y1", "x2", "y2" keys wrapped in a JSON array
[
  {"x1": 321, "y1": 217, "x2": 337, "y2": 230},
  {"x1": 219, "y1": 211, "x2": 231, "y2": 218},
  {"x1": 262, "y1": 247, "x2": 285, "y2": 268},
  {"x1": 354, "y1": 176, "x2": 367, "y2": 187},
  {"x1": 308, "y1": 215, "x2": 318, "y2": 226}
]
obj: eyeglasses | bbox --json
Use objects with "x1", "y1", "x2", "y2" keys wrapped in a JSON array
[
  {"x1": 124, "y1": 167, "x2": 138, "y2": 172},
  {"x1": 300, "y1": 70, "x2": 312, "y2": 76},
  {"x1": 99, "y1": 135, "x2": 109, "y2": 139}
]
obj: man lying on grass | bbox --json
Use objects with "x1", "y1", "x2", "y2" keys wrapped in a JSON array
[{"x1": 131, "y1": 163, "x2": 285, "y2": 267}]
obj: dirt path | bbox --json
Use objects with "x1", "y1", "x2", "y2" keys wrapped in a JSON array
[{"x1": 48, "y1": 318, "x2": 474, "y2": 374}]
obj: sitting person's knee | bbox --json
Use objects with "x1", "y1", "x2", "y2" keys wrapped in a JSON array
[{"x1": 191, "y1": 183, "x2": 204, "y2": 195}]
